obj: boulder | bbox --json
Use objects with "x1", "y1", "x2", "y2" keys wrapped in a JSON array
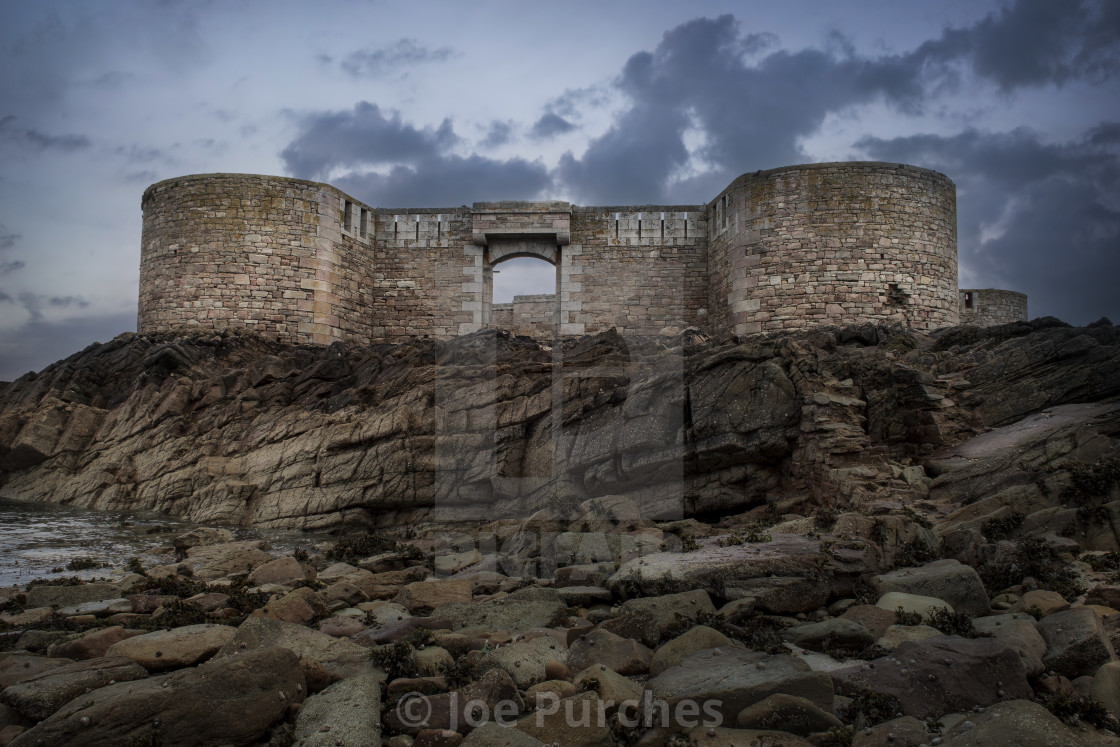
[
  {"x1": 971, "y1": 614, "x2": 1047, "y2": 676},
  {"x1": 461, "y1": 722, "x2": 544, "y2": 746},
  {"x1": 0, "y1": 655, "x2": 74, "y2": 689},
  {"x1": 106, "y1": 623, "x2": 236, "y2": 671},
  {"x1": 25, "y1": 583, "x2": 121, "y2": 610},
  {"x1": 216, "y1": 615, "x2": 380, "y2": 681},
  {"x1": 873, "y1": 624, "x2": 943, "y2": 651},
  {"x1": 840, "y1": 604, "x2": 898, "y2": 640},
  {"x1": 650, "y1": 625, "x2": 736, "y2": 676},
  {"x1": 293, "y1": 673, "x2": 382, "y2": 747},
  {"x1": 606, "y1": 590, "x2": 715, "y2": 648},
  {"x1": 736, "y1": 693, "x2": 842, "y2": 736},
  {"x1": 384, "y1": 668, "x2": 523, "y2": 735},
  {"x1": 1008, "y1": 589, "x2": 1070, "y2": 616},
  {"x1": 46, "y1": 626, "x2": 142, "y2": 660},
  {"x1": 1037, "y1": 606, "x2": 1118, "y2": 678},
  {"x1": 940, "y1": 699, "x2": 1094, "y2": 746},
  {"x1": 685, "y1": 726, "x2": 813, "y2": 746},
  {"x1": 832, "y1": 636, "x2": 1033, "y2": 719},
  {"x1": 646, "y1": 647, "x2": 833, "y2": 726},
  {"x1": 395, "y1": 579, "x2": 473, "y2": 614},
  {"x1": 253, "y1": 586, "x2": 328, "y2": 625},
  {"x1": 608, "y1": 535, "x2": 840, "y2": 609},
  {"x1": 431, "y1": 600, "x2": 566, "y2": 634},
  {"x1": 567, "y1": 628, "x2": 651, "y2": 676},
  {"x1": 783, "y1": 618, "x2": 874, "y2": 653},
  {"x1": 875, "y1": 591, "x2": 953, "y2": 620},
  {"x1": 572, "y1": 665, "x2": 642, "y2": 708},
  {"x1": 8, "y1": 647, "x2": 304, "y2": 747},
  {"x1": 872, "y1": 560, "x2": 990, "y2": 617},
  {"x1": 1091, "y1": 660, "x2": 1120, "y2": 719},
  {"x1": 247, "y1": 556, "x2": 308, "y2": 586},
  {"x1": 0, "y1": 656, "x2": 148, "y2": 721},
  {"x1": 171, "y1": 527, "x2": 234, "y2": 552},
  {"x1": 513, "y1": 691, "x2": 613, "y2": 747},
  {"x1": 851, "y1": 715, "x2": 930, "y2": 747},
  {"x1": 472, "y1": 636, "x2": 567, "y2": 688}
]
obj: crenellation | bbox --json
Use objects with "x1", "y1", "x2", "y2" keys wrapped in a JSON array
[{"x1": 138, "y1": 163, "x2": 1026, "y2": 345}]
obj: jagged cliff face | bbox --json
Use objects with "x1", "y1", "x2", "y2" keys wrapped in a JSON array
[{"x1": 0, "y1": 320, "x2": 1118, "y2": 534}]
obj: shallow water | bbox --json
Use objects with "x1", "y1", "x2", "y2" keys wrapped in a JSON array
[{"x1": 0, "y1": 498, "x2": 333, "y2": 587}]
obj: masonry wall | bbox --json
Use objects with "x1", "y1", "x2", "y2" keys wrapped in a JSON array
[
  {"x1": 959, "y1": 289, "x2": 1028, "y2": 326},
  {"x1": 708, "y1": 163, "x2": 959, "y2": 335},
  {"x1": 140, "y1": 163, "x2": 976, "y2": 345},
  {"x1": 493, "y1": 294, "x2": 557, "y2": 338},
  {"x1": 568, "y1": 207, "x2": 708, "y2": 335}
]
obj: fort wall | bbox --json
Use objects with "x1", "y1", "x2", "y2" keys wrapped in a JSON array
[
  {"x1": 959, "y1": 288, "x2": 1028, "y2": 326},
  {"x1": 708, "y1": 162, "x2": 959, "y2": 335},
  {"x1": 139, "y1": 163, "x2": 1013, "y2": 344}
]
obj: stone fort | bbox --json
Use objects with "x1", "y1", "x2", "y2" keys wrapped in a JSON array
[{"x1": 138, "y1": 161, "x2": 1026, "y2": 344}]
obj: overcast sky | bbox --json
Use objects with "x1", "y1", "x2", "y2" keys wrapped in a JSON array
[{"x1": 1, "y1": 0, "x2": 1118, "y2": 380}]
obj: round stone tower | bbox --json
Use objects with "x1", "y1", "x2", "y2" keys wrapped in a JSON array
[{"x1": 707, "y1": 162, "x2": 959, "y2": 334}]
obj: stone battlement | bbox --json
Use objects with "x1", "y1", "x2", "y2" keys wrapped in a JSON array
[{"x1": 137, "y1": 163, "x2": 1026, "y2": 344}]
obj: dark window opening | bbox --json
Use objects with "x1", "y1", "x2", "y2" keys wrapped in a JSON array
[
  {"x1": 359, "y1": 208, "x2": 368, "y2": 238},
  {"x1": 887, "y1": 283, "x2": 910, "y2": 306},
  {"x1": 415, "y1": 215, "x2": 420, "y2": 241},
  {"x1": 964, "y1": 292, "x2": 974, "y2": 309},
  {"x1": 343, "y1": 200, "x2": 353, "y2": 232},
  {"x1": 637, "y1": 212, "x2": 642, "y2": 240}
]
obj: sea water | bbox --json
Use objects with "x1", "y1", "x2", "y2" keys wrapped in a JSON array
[{"x1": 0, "y1": 498, "x2": 333, "y2": 587}]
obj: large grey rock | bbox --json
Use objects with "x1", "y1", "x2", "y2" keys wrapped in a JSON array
[
  {"x1": 567, "y1": 628, "x2": 651, "y2": 676},
  {"x1": 646, "y1": 647, "x2": 833, "y2": 725},
  {"x1": 472, "y1": 636, "x2": 568, "y2": 688},
  {"x1": 25, "y1": 583, "x2": 121, "y2": 610},
  {"x1": 513, "y1": 691, "x2": 614, "y2": 747},
  {"x1": 1091, "y1": 660, "x2": 1120, "y2": 720},
  {"x1": 832, "y1": 636, "x2": 1033, "y2": 719},
  {"x1": 0, "y1": 656, "x2": 148, "y2": 721},
  {"x1": 941, "y1": 699, "x2": 1094, "y2": 746},
  {"x1": 971, "y1": 614, "x2": 1047, "y2": 676},
  {"x1": 9, "y1": 647, "x2": 304, "y2": 747},
  {"x1": 607, "y1": 535, "x2": 846, "y2": 608},
  {"x1": 650, "y1": 625, "x2": 735, "y2": 676},
  {"x1": 216, "y1": 615, "x2": 380, "y2": 681},
  {"x1": 431, "y1": 600, "x2": 566, "y2": 634},
  {"x1": 106, "y1": 623, "x2": 236, "y2": 671},
  {"x1": 1036, "y1": 606, "x2": 1118, "y2": 678},
  {"x1": 735, "y1": 693, "x2": 842, "y2": 736},
  {"x1": 293, "y1": 673, "x2": 382, "y2": 747},
  {"x1": 783, "y1": 618, "x2": 874, "y2": 653},
  {"x1": 383, "y1": 668, "x2": 523, "y2": 735},
  {"x1": 462, "y1": 721, "x2": 544, "y2": 746},
  {"x1": 872, "y1": 559, "x2": 990, "y2": 617},
  {"x1": 605, "y1": 590, "x2": 715, "y2": 648}
]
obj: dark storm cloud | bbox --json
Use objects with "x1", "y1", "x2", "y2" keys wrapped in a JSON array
[
  {"x1": 334, "y1": 155, "x2": 551, "y2": 208},
  {"x1": 0, "y1": 261, "x2": 25, "y2": 276},
  {"x1": 341, "y1": 39, "x2": 455, "y2": 78},
  {"x1": 281, "y1": 103, "x2": 551, "y2": 205},
  {"x1": 0, "y1": 116, "x2": 90, "y2": 152},
  {"x1": 913, "y1": 0, "x2": 1120, "y2": 90},
  {"x1": 0, "y1": 227, "x2": 20, "y2": 251},
  {"x1": 529, "y1": 113, "x2": 576, "y2": 140},
  {"x1": 0, "y1": 311, "x2": 136, "y2": 382},
  {"x1": 857, "y1": 126, "x2": 1120, "y2": 324},
  {"x1": 480, "y1": 120, "x2": 514, "y2": 149},
  {"x1": 557, "y1": 1, "x2": 1120, "y2": 203},
  {"x1": 280, "y1": 102, "x2": 458, "y2": 180}
]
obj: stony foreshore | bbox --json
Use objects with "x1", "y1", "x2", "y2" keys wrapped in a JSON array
[
  {"x1": 1, "y1": 503, "x2": 1119, "y2": 746},
  {"x1": 1, "y1": 318, "x2": 1120, "y2": 744}
]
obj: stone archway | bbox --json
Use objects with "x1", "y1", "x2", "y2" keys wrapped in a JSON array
[
  {"x1": 462, "y1": 201, "x2": 575, "y2": 337},
  {"x1": 485, "y1": 240, "x2": 560, "y2": 337}
]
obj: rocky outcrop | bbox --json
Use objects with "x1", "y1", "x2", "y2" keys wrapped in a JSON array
[{"x1": 1, "y1": 319, "x2": 1115, "y2": 531}]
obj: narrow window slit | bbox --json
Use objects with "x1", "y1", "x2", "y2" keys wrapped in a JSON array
[{"x1": 343, "y1": 200, "x2": 353, "y2": 232}]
